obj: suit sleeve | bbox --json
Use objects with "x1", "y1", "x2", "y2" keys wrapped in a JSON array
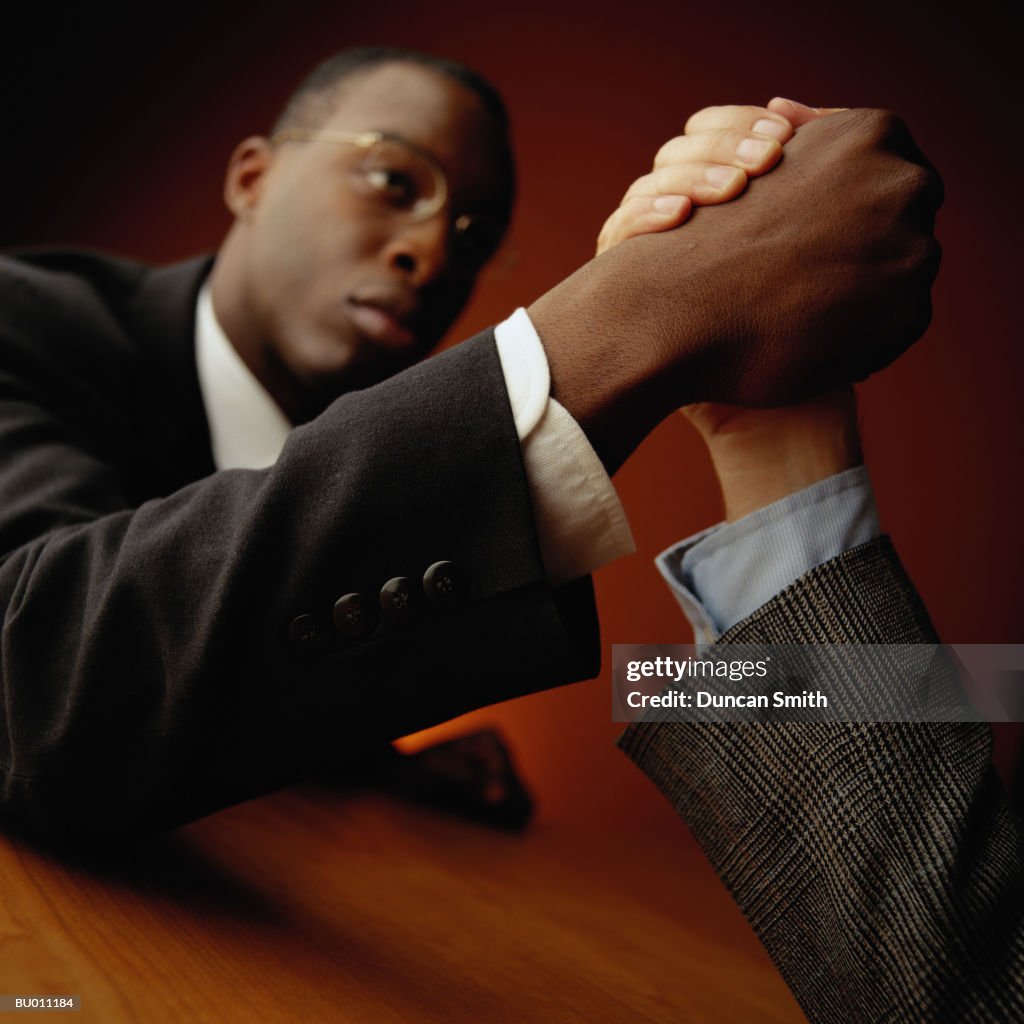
[
  {"x1": 618, "y1": 538, "x2": 1024, "y2": 1023},
  {"x1": 0, "y1": 329, "x2": 598, "y2": 839}
]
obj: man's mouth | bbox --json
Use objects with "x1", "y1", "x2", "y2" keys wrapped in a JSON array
[{"x1": 346, "y1": 298, "x2": 417, "y2": 348}]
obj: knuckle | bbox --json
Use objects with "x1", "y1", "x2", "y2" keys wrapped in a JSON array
[
  {"x1": 859, "y1": 106, "x2": 898, "y2": 135},
  {"x1": 653, "y1": 135, "x2": 687, "y2": 167},
  {"x1": 900, "y1": 231, "x2": 935, "y2": 272},
  {"x1": 704, "y1": 128, "x2": 745, "y2": 159},
  {"x1": 911, "y1": 162, "x2": 945, "y2": 211},
  {"x1": 684, "y1": 106, "x2": 714, "y2": 133},
  {"x1": 893, "y1": 162, "x2": 944, "y2": 216},
  {"x1": 898, "y1": 163, "x2": 933, "y2": 203},
  {"x1": 906, "y1": 235, "x2": 943, "y2": 288},
  {"x1": 613, "y1": 199, "x2": 640, "y2": 225},
  {"x1": 851, "y1": 108, "x2": 913, "y2": 150},
  {"x1": 736, "y1": 103, "x2": 771, "y2": 124},
  {"x1": 652, "y1": 164, "x2": 690, "y2": 193},
  {"x1": 685, "y1": 104, "x2": 730, "y2": 134},
  {"x1": 624, "y1": 173, "x2": 656, "y2": 200}
]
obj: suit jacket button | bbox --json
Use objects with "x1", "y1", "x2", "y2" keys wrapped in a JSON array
[
  {"x1": 423, "y1": 560, "x2": 468, "y2": 607},
  {"x1": 380, "y1": 577, "x2": 421, "y2": 624},
  {"x1": 333, "y1": 592, "x2": 377, "y2": 638},
  {"x1": 289, "y1": 613, "x2": 329, "y2": 656}
]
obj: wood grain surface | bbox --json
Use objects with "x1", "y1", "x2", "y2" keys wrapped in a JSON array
[{"x1": 0, "y1": 784, "x2": 807, "y2": 1022}]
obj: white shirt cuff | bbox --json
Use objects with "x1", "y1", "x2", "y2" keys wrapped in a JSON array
[{"x1": 494, "y1": 308, "x2": 635, "y2": 586}]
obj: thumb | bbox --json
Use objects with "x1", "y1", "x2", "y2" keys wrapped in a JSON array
[{"x1": 767, "y1": 96, "x2": 847, "y2": 128}]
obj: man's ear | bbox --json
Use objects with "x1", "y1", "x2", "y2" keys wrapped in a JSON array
[{"x1": 223, "y1": 136, "x2": 274, "y2": 220}]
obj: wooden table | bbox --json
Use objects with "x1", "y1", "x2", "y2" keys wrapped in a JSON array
[{"x1": 0, "y1": 784, "x2": 807, "y2": 1022}]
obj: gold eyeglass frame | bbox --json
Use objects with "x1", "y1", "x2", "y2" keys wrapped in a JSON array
[
  {"x1": 270, "y1": 128, "x2": 510, "y2": 267},
  {"x1": 270, "y1": 128, "x2": 449, "y2": 222}
]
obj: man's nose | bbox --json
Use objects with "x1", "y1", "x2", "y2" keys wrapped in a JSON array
[{"x1": 383, "y1": 215, "x2": 450, "y2": 286}]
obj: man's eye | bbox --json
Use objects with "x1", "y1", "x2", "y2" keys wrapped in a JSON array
[{"x1": 364, "y1": 168, "x2": 419, "y2": 207}]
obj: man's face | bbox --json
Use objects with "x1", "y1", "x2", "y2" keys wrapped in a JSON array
[{"x1": 236, "y1": 62, "x2": 509, "y2": 415}]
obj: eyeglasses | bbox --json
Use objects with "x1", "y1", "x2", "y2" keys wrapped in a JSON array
[{"x1": 271, "y1": 128, "x2": 507, "y2": 267}]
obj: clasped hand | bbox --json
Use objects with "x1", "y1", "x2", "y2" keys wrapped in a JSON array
[{"x1": 594, "y1": 98, "x2": 939, "y2": 517}]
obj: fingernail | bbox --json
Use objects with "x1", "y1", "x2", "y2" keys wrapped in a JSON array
[
  {"x1": 653, "y1": 195, "x2": 686, "y2": 215},
  {"x1": 704, "y1": 165, "x2": 740, "y2": 189},
  {"x1": 736, "y1": 138, "x2": 774, "y2": 164},
  {"x1": 752, "y1": 118, "x2": 789, "y2": 141}
]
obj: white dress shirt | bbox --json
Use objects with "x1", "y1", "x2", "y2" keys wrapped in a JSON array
[{"x1": 194, "y1": 282, "x2": 636, "y2": 588}]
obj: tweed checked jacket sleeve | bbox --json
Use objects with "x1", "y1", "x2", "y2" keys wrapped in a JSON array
[{"x1": 619, "y1": 537, "x2": 1024, "y2": 1022}]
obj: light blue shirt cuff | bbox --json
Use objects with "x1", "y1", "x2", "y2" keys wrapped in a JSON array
[{"x1": 656, "y1": 466, "x2": 880, "y2": 644}]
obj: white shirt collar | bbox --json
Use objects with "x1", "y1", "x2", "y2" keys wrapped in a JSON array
[{"x1": 194, "y1": 279, "x2": 292, "y2": 470}]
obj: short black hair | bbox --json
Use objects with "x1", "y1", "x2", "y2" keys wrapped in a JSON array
[{"x1": 272, "y1": 46, "x2": 516, "y2": 224}]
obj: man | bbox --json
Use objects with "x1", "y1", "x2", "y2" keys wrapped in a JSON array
[
  {"x1": 616, "y1": 384, "x2": 1024, "y2": 1022},
  {"x1": 0, "y1": 48, "x2": 939, "y2": 842},
  {"x1": 606, "y1": 99, "x2": 1024, "y2": 1022}
]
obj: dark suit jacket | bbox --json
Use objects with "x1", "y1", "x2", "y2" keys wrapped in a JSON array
[
  {"x1": 620, "y1": 538, "x2": 1024, "y2": 1022},
  {"x1": 0, "y1": 250, "x2": 598, "y2": 838}
]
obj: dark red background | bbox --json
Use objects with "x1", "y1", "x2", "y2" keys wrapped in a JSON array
[{"x1": 3, "y1": 0, "x2": 1020, "y2": 830}]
